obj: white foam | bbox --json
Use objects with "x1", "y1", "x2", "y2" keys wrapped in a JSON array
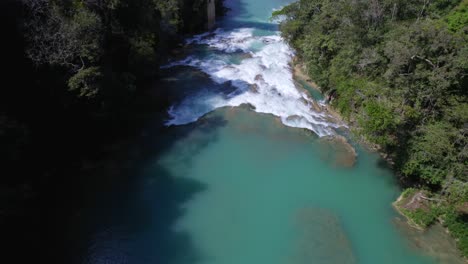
[{"x1": 163, "y1": 28, "x2": 344, "y2": 137}]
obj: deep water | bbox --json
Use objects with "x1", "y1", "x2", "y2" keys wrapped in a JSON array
[{"x1": 73, "y1": 1, "x2": 465, "y2": 264}]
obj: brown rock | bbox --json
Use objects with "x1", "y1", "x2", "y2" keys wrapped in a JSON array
[
  {"x1": 293, "y1": 208, "x2": 356, "y2": 264},
  {"x1": 318, "y1": 135, "x2": 357, "y2": 168},
  {"x1": 400, "y1": 191, "x2": 431, "y2": 212},
  {"x1": 250, "y1": 83, "x2": 259, "y2": 93}
]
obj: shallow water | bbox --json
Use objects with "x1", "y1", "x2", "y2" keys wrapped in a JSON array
[
  {"x1": 149, "y1": 108, "x2": 443, "y2": 264},
  {"x1": 77, "y1": 1, "x2": 465, "y2": 263}
]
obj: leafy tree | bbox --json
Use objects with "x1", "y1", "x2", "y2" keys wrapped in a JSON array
[{"x1": 275, "y1": 0, "x2": 467, "y2": 254}]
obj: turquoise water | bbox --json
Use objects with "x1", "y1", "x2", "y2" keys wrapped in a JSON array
[
  {"x1": 79, "y1": 1, "x2": 465, "y2": 263},
  {"x1": 152, "y1": 108, "x2": 437, "y2": 264}
]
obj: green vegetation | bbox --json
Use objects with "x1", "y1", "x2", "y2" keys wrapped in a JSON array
[
  {"x1": 23, "y1": 0, "x2": 224, "y2": 103},
  {"x1": 274, "y1": 0, "x2": 468, "y2": 256},
  {"x1": 396, "y1": 189, "x2": 440, "y2": 228},
  {"x1": 402, "y1": 206, "x2": 440, "y2": 228},
  {"x1": 444, "y1": 208, "x2": 468, "y2": 256}
]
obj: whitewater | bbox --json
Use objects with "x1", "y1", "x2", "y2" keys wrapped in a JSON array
[{"x1": 162, "y1": 27, "x2": 344, "y2": 137}]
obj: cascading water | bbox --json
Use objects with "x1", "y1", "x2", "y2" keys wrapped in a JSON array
[
  {"x1": 75, "y1": 1, "x2": 466, "y2": 264},
  {"x1": 162, "y1": 27, "x2": 344, "y2": 137}
]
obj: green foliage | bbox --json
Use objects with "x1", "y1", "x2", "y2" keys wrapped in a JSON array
[
  {"x1": 71, "y1": 7, "x2": 102, "y2": 62},
  {"x1": 402, "y1": 123, "x2": 459, "y2": 185},
  {"x1": 446, "y1": 0, "x2": 468, "y2": 32},
  {"x1": 397, "y1": 189, "x2": 441, "y2": 228},
  {"x1": 24, "y1": 0, "x2": 221, "y2": 103},
  {"x1": 68, "y1": 67, "x2": 102, "y2": 98},
  {"x1": 401, "y1": 206, "x2": 440, "y2": 228},
  {"x1": 278, "y1": 0, "x2": 467, "y2": 255},
  {"x1": 360, "y1": 100, "x2": 399, "y2": 146},
  {"x1": 446, "y1": 180, "x2": 468, "y2": 204},
  {"x1": 401, "y1": 188, "x2": 419, "y2": 198},
  {"x1": 443, "y1": 208, "x2": 468, "y2": 256},
  {"x1": 129, "y1": 33, "x2": 156, "y2": 61},
  {"x1": 153, "y1": 0, "x2": 180, "y2": 26},
  {"x1": 129, "y1": 33, "x2": 158, "y2": 78}
]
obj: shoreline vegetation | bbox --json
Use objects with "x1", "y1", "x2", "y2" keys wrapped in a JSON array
[
  {"x1": 293, "y1": 60, "x2": 394, "y2": 162},
  {"x1": 294, "y1": 48, "x2": 468, "y2": 263},
  {"x1": 292, "y1": 61, "x2": 359, "y2": 168},
  {"x1": 280, "y1": 0, "x2": 468, "y2": 258}
]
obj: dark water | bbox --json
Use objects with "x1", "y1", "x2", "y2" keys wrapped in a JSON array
[{"x1": 59, "y1": 1, "x2": 465, "y2": 264}]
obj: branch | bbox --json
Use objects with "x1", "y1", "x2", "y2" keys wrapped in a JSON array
[
  {"x1": 411, "y1": 55, "x2": 437, "y2": 69},
  {"x1": 417, "y1": 0, "x2": 430, "y2": 21},
  {"x1": 420, "y1": 195, "x2": 445, "y2": 202}
]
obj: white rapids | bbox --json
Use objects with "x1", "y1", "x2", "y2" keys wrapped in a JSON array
[{"x1": 162, "y1": 28, "x2": 344, "y2": 137}]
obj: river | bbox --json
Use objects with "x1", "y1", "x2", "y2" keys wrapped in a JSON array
[{"x1": 76, "y1": 0, "x2": 465, "y2": 263}]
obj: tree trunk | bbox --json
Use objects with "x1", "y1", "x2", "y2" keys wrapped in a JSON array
[{"x1": 207, "y1": 0, "x2": 216, "y2": 30}]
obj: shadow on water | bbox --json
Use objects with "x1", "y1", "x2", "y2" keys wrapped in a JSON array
[
  {"x1": 374, "y1": 152, "x2": 412, "y2": 189},
  {"x1": 0, "y1": 103, "x2": 227, "y2": 264},
  {"x1": 222, "y1": 0, "x2": 251, "y2": 22},
  {"x1": 21, "y1": 2, "x2": 283, "y2": 263},
  {"x1": 65, "y1": 112, "x2": 228, "y2": 264}
]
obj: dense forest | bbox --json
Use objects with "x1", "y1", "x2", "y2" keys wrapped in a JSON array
[
  {"x1": 0, "y1": 0, "x2": 223, "y2": 262},
  {"x1": 274, "y1": 0, "x2": 468, "y2": 256},
  {"x1": 1, "y1": 0, "x2": 467, "y2": 261}
]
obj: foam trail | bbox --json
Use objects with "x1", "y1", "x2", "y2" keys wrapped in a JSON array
[{"x1": 163, "y1": 28, "x2": 344, "y2": 137}]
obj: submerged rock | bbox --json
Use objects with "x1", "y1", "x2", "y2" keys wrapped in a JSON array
[
  {"x1": 297, "y1": 96, "x2": 321, "y2": 113},
  {"x1": 318, "y1": 135, "x2": 357, "y2": 168},
  {"x1": 239, "y1": 52, "x2": 253, "y2": 60},
  {"x1": 293, "y1": 207, "x2": 356, "y2": 264},
  {"x1": 250, "y1": 83, "x2": 259, "y2": 93},
  {"x1": 286, "y1": 115, "x2": 302, "y2": 122},
  {"x1": 292, "y1": 62, "x2": 321, "y2": 91},
  {"x1": 254, "y1": 74, "x2": 264, "y2": 82},
  {"x1": 394, "y1": 220, "x2": 466, "y2": 264},
  {"x1": 309, "y1": 99, "x2": 322, "y2": 113}
]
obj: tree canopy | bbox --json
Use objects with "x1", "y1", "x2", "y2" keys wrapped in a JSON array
[{"x1": 275, "y1": 0, "x2": 467, "y2": 255}]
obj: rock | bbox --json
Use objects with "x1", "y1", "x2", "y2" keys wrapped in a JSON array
[
  {"x1": 293, "y1": 208, "x2": 356, "y2": 264},
  {"x1": 309, "y1": 100, "x2": 322, "y2": 112},
  {"x1": 400, "y1": 191, "x2": 431, "y2": 212},
  {"x1": 238, "y1": 103, "x2": 256, "y2": 111},
  {"x1": 394, "y1": 221, "x2": 466, "y2": 264},
  {"x1": 250, "y1": 83, "x2": 259, "y2": 93},
  {"x1": 239, "y1": 52, "x2": 253, "y2": 60},
  {"x1": 293, "y1": 63, "x2": 321, "y2": 91},
  {"x1": 318, "y1": 135, "x2": 357, "y2": 168},
  {"x1": 393, "y1": 190, "x2": 435, "y2": 230},
  {"x1": 286, "y1": 115, "x2": 302, "y2": 122}
]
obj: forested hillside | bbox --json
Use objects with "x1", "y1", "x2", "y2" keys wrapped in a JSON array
[
  {"x1": 274, "y1": 0, "x2": 468, "y2": 256},
  {"x1": 0, "y1": 0, "x2": 223, "y2": 262}
]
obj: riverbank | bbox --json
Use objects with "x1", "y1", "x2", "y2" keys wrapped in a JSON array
[
  {"x1": 292, "y1": 60, "x2": 394, "y2": 164},
  {"x1": 276, "y1": 0, "x2": 468, "y2": 258},
  {"x1": 292, "y1": 58, "x2": 467, "y2": 262}
]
